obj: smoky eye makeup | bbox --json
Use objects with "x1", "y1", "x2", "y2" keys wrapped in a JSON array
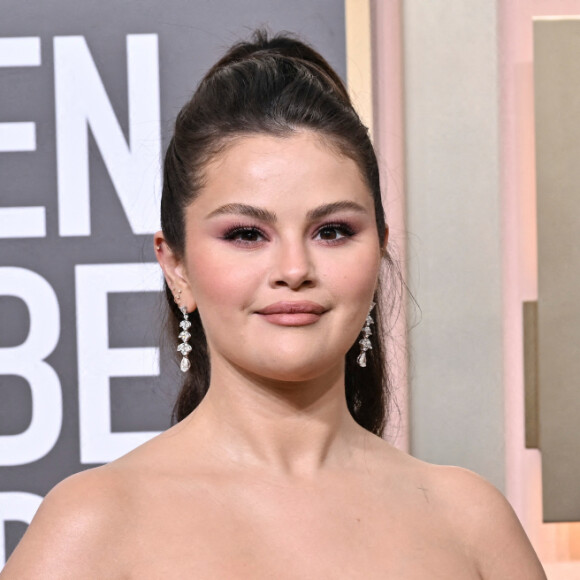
[
  {"x1": 218, "y1": 217, "x2": 362, "y2": 247},
  {"x1": 212, "y1": 206, "x2": 367, "y2": 248},
  {"x1": 221, "y1": 223, "x2": 269, "y2": 244},
  {"x1": 314, "y1": 221, "x2": 357, "y2": 241}
]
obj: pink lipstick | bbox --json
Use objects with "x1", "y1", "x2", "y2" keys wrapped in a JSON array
[{"x1": 256, "y1": 301, "x2": 326, "y2": 326}]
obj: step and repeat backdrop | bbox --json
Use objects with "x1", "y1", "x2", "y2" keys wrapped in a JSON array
[{"x1": 0, "y1": 0, "x2": 345, "y2": 564}]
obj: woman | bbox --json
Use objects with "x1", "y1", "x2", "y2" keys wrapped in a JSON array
[{"x1": 2, "y1": 31, "x2": 545, "y2": 578}]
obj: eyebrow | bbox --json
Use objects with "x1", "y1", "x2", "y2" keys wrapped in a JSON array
[
  {"x1": 206, "y1": 201, "x2": 368, "y2": 223},
  {"x1": 206, "y1": 203, "x2": 277, "y2": 224},
  {"x1": 306, "y1": 201, "x2": 368, "y2": 220}
]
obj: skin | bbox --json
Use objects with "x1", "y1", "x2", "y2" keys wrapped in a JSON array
[{"x1": 1, "y1": 132, "x2": 546, "y2": 579}]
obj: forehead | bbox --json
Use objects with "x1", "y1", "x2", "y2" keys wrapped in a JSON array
[{"x1": 191, "y1": 131, "x2": 371, "y2": 214}]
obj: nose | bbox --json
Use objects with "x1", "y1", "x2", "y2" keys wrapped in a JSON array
[{"x1": 269, "y1": 236, "x2": 315, "y2": 289}]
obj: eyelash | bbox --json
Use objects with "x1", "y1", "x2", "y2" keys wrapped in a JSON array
[
  {"x1": 315, "y1": 222, "x2": 355, "y2": 242},
  {"x1": 222, "y1": 224, "x2": 268, "y2": 245},
  {"x1": 221, "y1": 221, "x2": 356, "y2": 246}
]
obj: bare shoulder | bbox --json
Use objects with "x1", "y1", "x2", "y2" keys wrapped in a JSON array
[
  {"x1": 424, "y1": 463, "x2": 547, "y2": 579},
  {"x1": 1, "y1": 466, "x2": 130, "y2": 579}
]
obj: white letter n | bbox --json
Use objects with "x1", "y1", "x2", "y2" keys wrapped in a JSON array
[{"x1": 54, "y1": 34, "x2": 161, "y2": 236}]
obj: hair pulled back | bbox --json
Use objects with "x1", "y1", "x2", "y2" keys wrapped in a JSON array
[{"x1": 161, "y1": 30, "x2": 395, "y2": 436}]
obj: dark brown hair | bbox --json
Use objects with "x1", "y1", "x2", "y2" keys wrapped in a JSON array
[{"x1": 161, "y1": 30, "x2": 397, "y2": 436}]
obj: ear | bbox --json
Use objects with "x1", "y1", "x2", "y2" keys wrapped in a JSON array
[
  {"x1": 381, "y1": 225, "x2": 389, "y2": 256},
  {"x1": 154, "y1": 231, "x2": 196, "y2": 312}
]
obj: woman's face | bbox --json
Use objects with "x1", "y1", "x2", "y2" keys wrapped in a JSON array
[{"x1": 173, "y1": 131, "x2": 384, "y2": 383}]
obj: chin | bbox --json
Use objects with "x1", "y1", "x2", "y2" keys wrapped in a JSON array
[
  {"x1": 260, "y1": 366, "x2": 327, "y2": 384},
  {"x1": 212, "y1": 340, "x2": 347, "y2": 384},
  {"x1": 249, "y1": 352, "x2": 343, "y2": 384}
]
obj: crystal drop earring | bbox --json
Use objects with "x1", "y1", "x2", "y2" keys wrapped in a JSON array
[
  {"x1": 172, "y1": 288, "x2": 192, "y2": 372},
  {"x1": 357, "y1": 301, "x2": 375, "y2": 368},
  {"x1": 177, "y1": 306, "x2": 192, "y2": 372}
]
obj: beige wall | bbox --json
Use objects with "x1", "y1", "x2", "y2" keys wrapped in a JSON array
[
  {"x1": 365, "y1": 0, "x2": 580, "y2": 574},
  {"x1": 534, "y1": 17, "x2": 580, "y2": 524},
  {"x1": 402, "y1": 0, "x2": 506, "y2": 489}
]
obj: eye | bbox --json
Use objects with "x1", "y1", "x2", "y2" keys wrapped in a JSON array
[
  {"x1": 222, "y1": 225, "x2": 267, "y2": 245},
  {"x1": 315, "y1": 222, "x2": 355, "y2": 242}
]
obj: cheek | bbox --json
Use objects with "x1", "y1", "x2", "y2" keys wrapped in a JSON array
[
  {"x1": 186, "y1": 249, "x2": 264, "y2": 312},
  {"x1": 320, "y1": 244, "x2": 380, "y2": 297}
]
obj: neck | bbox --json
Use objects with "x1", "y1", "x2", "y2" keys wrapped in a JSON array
[{"x1": 188, "y1": 357, "x2": 364, "y2": 477}]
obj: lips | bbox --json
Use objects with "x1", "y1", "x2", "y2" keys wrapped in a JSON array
[{"x1": 256, "y1": 301, "x2": 326, "y2": 326}]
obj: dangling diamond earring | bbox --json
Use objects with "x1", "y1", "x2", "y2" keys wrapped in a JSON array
[
  {"x1": 357, "y1": 302, "x2": 375, "y2": 368},
  {"x1": 177, "y1": 306, "x2": 192, "y2": 372},
  {"x1": 172, "y1": 288, "x2": 192, "y2": 372}
]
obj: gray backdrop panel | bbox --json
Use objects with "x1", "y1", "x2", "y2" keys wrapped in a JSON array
[{"x1": 0, "y1": 0, "x2": 345, "y2": 563}]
